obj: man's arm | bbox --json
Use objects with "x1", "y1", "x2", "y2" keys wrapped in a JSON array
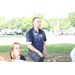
[
  {"x1": 27, "y1": 42, "x2": 44, "y2": 58},
  {"x1": 43, "y1": 42, "x2": 47, "y2": 56}
]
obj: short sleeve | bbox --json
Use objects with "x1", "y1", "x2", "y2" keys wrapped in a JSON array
[
  {"x1": 43, "y1": 32, "x2": 47, "y2": 42},
  {"x1": 20, "y1": 55, "x2": 26, "y2": 61},
  {"x1": 26, "y1": 31, "x2": 32, "y2": 42}
]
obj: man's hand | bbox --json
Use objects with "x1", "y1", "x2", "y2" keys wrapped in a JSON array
[
  {"x1": 38, "y1": 51, "x2": 44, "y2": 58},
  {"x1": 27, "y1": 42, "x2": 44, "y2": 58}
]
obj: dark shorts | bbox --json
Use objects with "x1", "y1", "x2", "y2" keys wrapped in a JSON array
[{"x1": 28, "y1": 50, "x2": 45, "y2": 62}]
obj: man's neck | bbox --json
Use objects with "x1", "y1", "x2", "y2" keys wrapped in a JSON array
[{"x1": 34, "y1": 27, "x2": 39, "y2": 32}]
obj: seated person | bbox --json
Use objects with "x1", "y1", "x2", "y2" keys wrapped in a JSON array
[
  {"x1": 10, "y1": 42, "x2": 26, "y2": 61},
  {"x1": 0, "y1": 42, "x2": 26, "y2": 62},
  {"x1": 70, "y1": 47, "x2": 75, "y2": 62}
]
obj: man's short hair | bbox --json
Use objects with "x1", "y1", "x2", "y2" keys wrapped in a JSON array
[{"x1": 32, "y1": 17, "x2": 41, "y2": 22}]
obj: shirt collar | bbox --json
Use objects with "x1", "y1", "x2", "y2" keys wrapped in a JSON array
[{"x1": 33, "y1": 27, "x2": 39, "y2": 33}]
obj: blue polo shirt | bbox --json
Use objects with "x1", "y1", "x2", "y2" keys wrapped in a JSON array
[{"x1": 26, "y1": 27, "x2": 47, "y2": 52}]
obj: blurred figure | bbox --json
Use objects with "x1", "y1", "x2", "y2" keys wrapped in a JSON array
[{"x1": 70, "y1": 47, "x2": 75, "y2": 62}]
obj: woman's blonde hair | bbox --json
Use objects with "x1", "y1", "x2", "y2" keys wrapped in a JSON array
[{"x1": 10, "y1": 42, "x2": 21, "y2": 59}]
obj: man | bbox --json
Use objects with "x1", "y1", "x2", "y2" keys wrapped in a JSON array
[{"x1": 26, "y1": 17, "x2": 47, "y2": 62}]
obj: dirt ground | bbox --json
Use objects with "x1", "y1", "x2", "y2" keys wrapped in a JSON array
[
  {"x1": 44, "y1": 53, "x2": 71, "y2": 62},
  {"x1": 25, "y1": 53, "x2": 71, "y2": 62}
]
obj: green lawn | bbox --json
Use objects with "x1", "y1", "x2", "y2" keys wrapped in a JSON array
[
  {"x1": 0, "y1": 44, "x2": 28, "y2": 57},
  {"x1": 0, "y1": 35, "x2": 75, "y2": 61},
  {"x1": 0, "y1": 43, "x2": 75, "y2": 57},
  {"x1": 47, "y1": 43, "x2": 75, "y2": 56}
]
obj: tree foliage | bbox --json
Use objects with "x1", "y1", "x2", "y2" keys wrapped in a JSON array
[
  {"x1": 0, "y1": 12, "x2": 75, "y2": 32},
  {"x1": 21, "y1": 17, "x2": 33, "y2": 32},
  {"x1": 31, "y1": 12, "x2": 44, "y2": 19},
  {"x1": 5, "y1": 17, "x2": 25, "y2": 29},
  {"x1": 0, "y1": 16, "x2": 6, "y2": 29},
  {"x1": 68, "y1": 12, "x2": 75, "y2": 27}
]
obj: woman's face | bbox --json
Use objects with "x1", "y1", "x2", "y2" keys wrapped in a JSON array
[{"x1": 13, "y1": 44, "x2": 21, "y2": 55}]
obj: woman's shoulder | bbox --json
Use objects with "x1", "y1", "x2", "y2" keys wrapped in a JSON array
[{"x1": 20, "y1": 55, "x2": 26, "y2": 61}]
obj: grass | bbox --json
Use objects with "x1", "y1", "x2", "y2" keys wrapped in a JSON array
[
  {"x1": 47, "y1": 43, "x2": 75, "y2": 56},
  {"x1": 0, "y1": 44, "x2": 28, "y2": 57},
  {"x1": 0, "y1": 43, "x2": 75, "y2": 57},
  {"x1": 0, "y1": 35, "x2": 75, "y2": 61},
  {"x1": 0, "y1": 35, "x2": 25, "y2": 38}
]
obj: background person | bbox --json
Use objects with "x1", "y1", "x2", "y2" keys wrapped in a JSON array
[
  {"x1": 26, "y1": 17, "x2": 47, "y2": 62},
  {"x1": 70, "y1": 47, "x2": 75, "y2": 62},
  {"x1": 10, "y1": 42, "x2": 26, "y2": 61}
]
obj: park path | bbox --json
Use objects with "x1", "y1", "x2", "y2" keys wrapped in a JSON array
[
  {"x1": 0, "y1": 38, "x2": 27, "y2": 45},
  {"x1": 0, "y1": 35, "x2": 75, "y2": 45}
]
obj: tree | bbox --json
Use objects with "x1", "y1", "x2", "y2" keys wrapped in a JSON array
[
  {"x1": 5, "y1": 17, "x2": 16, "y2": 29},
  {"x1": 0, "y1": 21, "x2": 6, "y2": 29},
  {"x1": 40, "y1": 19, "x2": 48, "y2": 29},
  {"x1": 0, "y1": 16, "x2": 6, "y2": 29},
  {"x1": 5, "y1": 17, "x2": 25, "y2": 29},
  {"x1": 68, "y1": 12, "x2": 75, "y2": 27},
  {"x1": 14, "y1": 17, "x2": 25, "y2": 29},
  {"x1": 36, "y1": 13, "x2": 45, "y2": 19},
  {"x1": 21, "y1": 17, "x2": 33, "y2": 32},
  {"x1": 60, "y1": 18, "x2": 71, "y2": 30},
  {"x1": 44, "y1": 18, "x2": 58, "y2": 31},
  {"x1": 31, "y1": 12, "x2": 45, "y2": 19}
]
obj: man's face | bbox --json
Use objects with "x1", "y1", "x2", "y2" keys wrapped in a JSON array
[{"x1": 33, "y1": 19, "x2": 41, "y2": 28}]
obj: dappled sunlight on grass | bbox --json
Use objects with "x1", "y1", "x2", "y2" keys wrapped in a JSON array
[
  {"x1": 47, "y1": 43, "x2": 75, "y2": 55},
  {"x1": 0, "y1": 43, "x2": 75, "y2": 61}
]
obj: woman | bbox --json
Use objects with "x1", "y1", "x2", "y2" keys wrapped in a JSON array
[{"x1": 10, "y1": 42, "x2": 26, "y2": 61}]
